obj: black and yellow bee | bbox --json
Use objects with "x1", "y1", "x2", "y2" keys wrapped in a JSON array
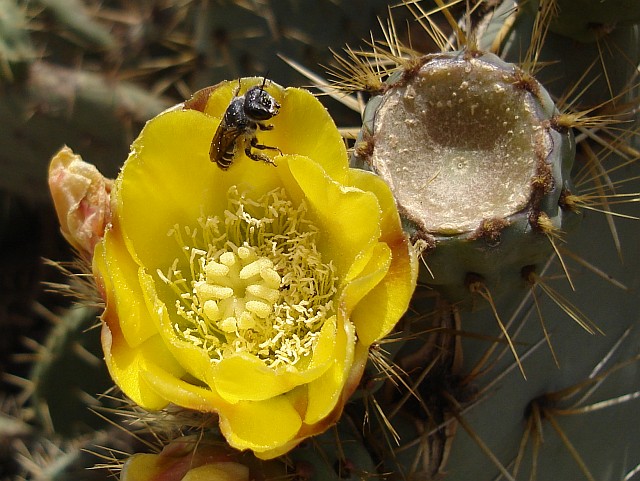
[{"x1": 209, "y1": 79, "x2": 282, "y2": 170}]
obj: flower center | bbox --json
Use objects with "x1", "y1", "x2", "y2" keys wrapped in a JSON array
[{"x1": 158, "y1": 187, "x2": 337, "y2": 369}]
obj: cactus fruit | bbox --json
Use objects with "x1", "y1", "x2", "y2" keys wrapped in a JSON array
[
  {"x1": 322, "y1": 1, "x2": 639, "y2": 480},
  {"x1": 351, "y1": 49, "x2": 580, "y2": 307}
]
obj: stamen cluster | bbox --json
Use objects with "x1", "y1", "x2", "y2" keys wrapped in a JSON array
[{"x1": 159, "y1": 187, "x2": 337, "y2": 369}]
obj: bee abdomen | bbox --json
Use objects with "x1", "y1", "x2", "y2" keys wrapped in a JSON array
[{"x1": 217, "y1": 149, "x2": 235, "y2": 170}]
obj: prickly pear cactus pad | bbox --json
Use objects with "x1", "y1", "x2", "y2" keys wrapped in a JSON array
[
  {"x1": 48, "y1": 77, "x2": 417, "y2": 460},
  {"x1": 352, "y1": 50, "x2": 579, "y2": 304}
]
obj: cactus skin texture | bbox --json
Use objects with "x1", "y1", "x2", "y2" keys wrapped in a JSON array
[{"x1": 435, "y1": 3, "x2": 640, "y2": 480}]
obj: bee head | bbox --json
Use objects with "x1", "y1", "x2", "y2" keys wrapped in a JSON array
[{"x1": 244, "y1": 84, "x2": 280, "y2": 121}]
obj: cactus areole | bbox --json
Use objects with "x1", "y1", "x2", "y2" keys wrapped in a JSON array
[{"x1": 352, "y1": 51, "x2": 580, "y2": 303}]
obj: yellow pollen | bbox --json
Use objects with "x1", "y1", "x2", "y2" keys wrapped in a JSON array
[
  {"x1": 160, "y1": 186, "x2": 338, "y2": 369},
  {"x1": 237, "y1": 312, "x2": 256, "y2": 329},
  {"x1": 219, "y1": 317, "x2": 237, "y2": 333},
  {"x1": 246, "y1": 284, "x2": 280, "y2": 304},
  {"x1": 245, "y1": 300, "x2": 272, "y2": 318},
  {"x1": 239, "y1": 258, "x2": 274, "y2": 280},
  {"x1": 260, "y1": 269, "x2": 281, "y2": 289}
]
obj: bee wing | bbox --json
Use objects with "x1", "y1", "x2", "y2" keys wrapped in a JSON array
[{"x1": 209, "y1": 122, "x2": 244, "y2": 162}]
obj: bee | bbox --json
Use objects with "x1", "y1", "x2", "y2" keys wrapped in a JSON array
[{"x1": 209, "y1": 78, "x2": 282, "y2": 170}]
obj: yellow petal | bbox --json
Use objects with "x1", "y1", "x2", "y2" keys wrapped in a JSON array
[
  {"x1": 141, "y1": 367, "x2": 226, "y2": 412},
  {"x1": 95, "y1": 225, "x2": 186, "y2": 410},
  {"x1": 120, "y1": 453, "x2": 165, "y2": 481},
  {"x1": 115, "y1": 109, "x2": 223, "y2": 268},
  {"x1": 209, "y1": 316, "x2": 337, "y2": 402},
  {"x1": 101, "y1": 322, "x2": 182, "y2": 410},
  {"x1": 138, "y1": 268, "x2": 222, "y2": 385},
  {"x1": 344, "y1": 341, "x2": 370, "y2": 399},
  {"x1": 96, "y1": 222, "x2": 157, "y2": 347},
  {"x1": 304, "y1": 317, "x2": 355, "y2": 425},
  {"x1": 351, "y1": 246, "x2": 417, "y2": 345},
  {"x1": 340, "y1": 242, "x2": 392, "y2": 316},
  {"x1": 218, "y1": 393, "x2": 303, "y2": 455},
  {"x1": 347, "y1": 169, "x2": 419, "y2": 345},
  {"x1": 348, "y1": 168, "x2": 407, "y2": 242},
  {"x1": 287, "y1": 156, "x2": 381, "y2": 279}
]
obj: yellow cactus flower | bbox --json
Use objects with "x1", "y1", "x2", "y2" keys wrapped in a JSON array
[{"x1": 91, "y1": 78, "x2": 417, "y2": 458}]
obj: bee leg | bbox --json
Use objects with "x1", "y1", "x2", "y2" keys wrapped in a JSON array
[
  {"x1": 245, "y1": 147, "x2": 277, "y2": 166},
  {"x1": 257, "y1": 123, "x2": 274, "y2": 131},
  {"x1": 250, "y1": 137, "x2": 283, "y2": 156}
]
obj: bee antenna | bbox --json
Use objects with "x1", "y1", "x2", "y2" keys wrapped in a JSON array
[
  {"x1": 260, "y1": 72, "x2": 270, "y2": 90},
  {"x1": 232, "y1": 78, "x2": 242, "y2": 97}
]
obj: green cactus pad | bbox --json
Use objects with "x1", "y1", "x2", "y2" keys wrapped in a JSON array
[{"x1": 29, "y1": 306, "x2": 112, "y2": 438}]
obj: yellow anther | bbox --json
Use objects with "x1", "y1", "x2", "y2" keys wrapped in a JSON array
[
  {"x1": 246, "y1": 284, "x2": 280, "y2": 304},
  {"x1": 165, "y1": 187, "x2": 337, "y2": 367},
  {"x1": 239, "y1": 258, "x2": 273, "y2": 280},
  {"x1": 203, "y1": 299, "x2": 220, "y2": 321},
  {"x1": 237, "y1": 312, "x2": 256, "y2": 329},
  {"x1": 260, "y1": 268, "x2": 282, "y2": 289},
  {"x1": 219, "y1": 251, "x2": 237, "y2": 266},
  {"x1": 205, "y1": 261, "x2": 229, "y2": 278},
  {"x1": 237, "y1": 245, "x2": 253, "y2": 260},
  {"x1": 219, "y1": 317, "x2": 237, "y2": 333},
  {"x1": 245, "y1": 300, "x2": 272, "y2": 319},
  {"x1": 195, "y1": 282, "x2": 233, "y2": 300}
]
